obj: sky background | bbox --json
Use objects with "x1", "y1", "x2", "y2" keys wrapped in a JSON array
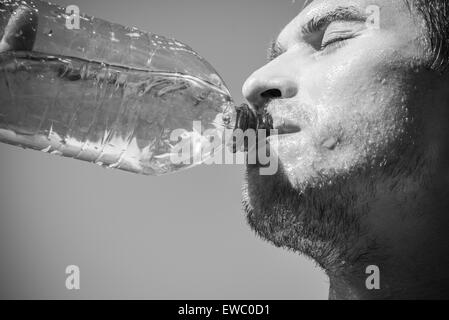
[{"x1": 0, "y1": 0, "x2": 328, "y2": 299}]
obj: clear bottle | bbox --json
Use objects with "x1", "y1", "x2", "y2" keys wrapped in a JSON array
[{"x1": 0, "y1": 0, "x2": 234, "y2": 175}]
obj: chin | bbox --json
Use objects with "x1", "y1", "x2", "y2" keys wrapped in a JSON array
[
  {"x1": 242, "y1": 163, "x2": 331, "y2": 265},
  {"x1": 242, "y1": 163, "x2": 292, "y2": 212},
  {"x1": 240, "y1": 158, "x2": 376, "y2": 269},
  {"x1": 241, "y1": 163, "x2": 311, "y2": 247}
]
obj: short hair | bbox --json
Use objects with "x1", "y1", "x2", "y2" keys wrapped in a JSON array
[
  {"x1": 410, "y1": 0, "x2": 449, "y2": 73},
  {"x1": 302, "y1": 0, "x2": 449, "y2": 73}
]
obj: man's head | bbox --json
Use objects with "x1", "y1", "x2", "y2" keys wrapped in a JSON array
[{"x1": 242, "y1": 0, "x2": 449, "y2": 298}]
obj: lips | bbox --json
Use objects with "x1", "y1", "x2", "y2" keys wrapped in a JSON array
[
  {"x1": 231, "y1": 104, "x2": 301, "y2": 153},
  {"x1": 272, "y1": 117, "x2": 301, "y2": 135},
  {"x1": 232, "y1": 104, "x2": 301, "y2": 135}
]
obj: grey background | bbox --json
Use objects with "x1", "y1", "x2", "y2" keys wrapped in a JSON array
[{"x1": 0, "y1": 0, "x2": 328, "y2": 299}]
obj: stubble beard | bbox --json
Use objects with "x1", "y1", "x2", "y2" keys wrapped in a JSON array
[{"x1": 241, "y1": 131, "x2": 425, "y2": 276}]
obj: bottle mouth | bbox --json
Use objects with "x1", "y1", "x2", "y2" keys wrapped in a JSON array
[
  {"x1": 230, "y1": 103, "x2": 273, "y2": 153},
  {"x1": 234, "y1": 103, "x2": 273, "y2": 132}
]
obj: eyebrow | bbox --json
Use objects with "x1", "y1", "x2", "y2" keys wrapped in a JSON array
[
  {"x1": 267, "y1": 6, "x2": 367, "y2": 61},
  {"x1": 268, "y1": 40, "x2": 286, "y2": 62},
  {"x1": 301, "y1": 6, "x2": 367, "y2": 35}
]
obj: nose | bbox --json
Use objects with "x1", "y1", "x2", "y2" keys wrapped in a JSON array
[{"x1": 242, "y1": 66, "x2": 298, "y2": 110}]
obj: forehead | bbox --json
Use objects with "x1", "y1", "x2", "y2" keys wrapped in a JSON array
[{"x1": 277, "y1": 0, "x2": 413, "y2": 48}]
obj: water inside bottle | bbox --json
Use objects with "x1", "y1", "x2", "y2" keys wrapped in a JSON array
[{"x1": 0, "y1": 51, "x2": 234, "y2": 175}]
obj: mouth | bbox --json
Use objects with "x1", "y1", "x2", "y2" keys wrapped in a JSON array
[
  {"x1": 232, "y1": 103, "x2": 271, "y2": 131},
  {"x1": 233, "y1": 103, "x2": 301, "y2": 135},
  {"x1": 231, "y1": 103, "x2": 302, "y2": 152},
  {"x1": 272, "y1": 117, "x2": 301, "y2": 135},
  {"x1": 231, "y1": 103, "x2": 273, "y2": 152}
]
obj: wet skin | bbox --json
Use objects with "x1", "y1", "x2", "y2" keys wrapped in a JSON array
[{"x1": 242, "y1": 0, "x2": 449, "y2": 299}]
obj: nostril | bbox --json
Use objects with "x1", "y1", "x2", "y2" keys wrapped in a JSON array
[{"x1": 261, "y1": 89, "x2": 282, "y2": 99}]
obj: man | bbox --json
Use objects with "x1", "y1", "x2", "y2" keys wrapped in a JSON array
[{"x1": 241, "y1": 0, "x2": 449, "y2": 299}]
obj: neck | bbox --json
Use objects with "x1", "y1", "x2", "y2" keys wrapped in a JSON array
[
  {"x1": 327, "y1": 175, "x2": 449, "y2": 300},
  {"x1": 327, "y1": 246, "x2": 449, "y2": 300}
]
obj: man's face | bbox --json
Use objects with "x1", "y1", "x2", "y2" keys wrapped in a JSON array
[{"x1": 242, "y1": 0, "x2": 435, "y2": 264}]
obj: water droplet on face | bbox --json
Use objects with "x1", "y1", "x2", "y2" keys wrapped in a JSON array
[{"x1": 322, "y1": 137, "x2": 339, "y2": 150}]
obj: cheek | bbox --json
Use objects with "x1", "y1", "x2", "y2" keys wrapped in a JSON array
[
  {"x1": 304, "y1": 32, "x2": 419, "y2": 117},
  {"x1": 278, "y1": 50, "x2": 416, "y2": 180},
  {"x1": 314, "y1": 45, "x2": 413, "y2": 138}
]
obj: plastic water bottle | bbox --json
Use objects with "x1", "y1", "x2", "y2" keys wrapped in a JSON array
[{"x1": 0, "y1": 0, "x2": 234, "y2": 175}]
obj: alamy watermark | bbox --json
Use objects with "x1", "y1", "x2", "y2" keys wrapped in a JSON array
[
  {"x1": 366, "y1": 5, "x2": 381, "y2": 30},
  {"x1": 168, "y1": 121, "x2": 279, "y2": 176},
  {"x1": 65, "y1": 265, "x2": 80, "y2": 290},
  {"x1": 365, "y1": 265, "x2": 380, "y2": 290},
  {"x1": 65, "y1": 5, "x2": 80, "y2": 30}
]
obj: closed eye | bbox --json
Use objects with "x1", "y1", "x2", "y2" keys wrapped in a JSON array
[
  {"x1": 320, "y1": 37, "x2": 350, "y2": 53},
  {"x1": 301, "y1": 6, "x2": 367, "y2": 52},
  {"x1": 320, "y1": 25, "x2": 363, "y2": 51}
]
